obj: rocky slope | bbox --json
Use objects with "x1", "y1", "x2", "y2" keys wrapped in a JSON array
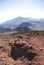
[{"x1": 0, "y1": 31, "x2": 44, "y2": 65}]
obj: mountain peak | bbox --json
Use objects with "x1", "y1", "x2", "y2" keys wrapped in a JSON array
[{"x1": 15, "y1": 16, "x2": 23, "y2": 19}]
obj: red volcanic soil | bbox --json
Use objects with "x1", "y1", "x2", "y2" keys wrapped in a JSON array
[{"x1": 0, "y1": 31, "x2": 44, "y2": 65}]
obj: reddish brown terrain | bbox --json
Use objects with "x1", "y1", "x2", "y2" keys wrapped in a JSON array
[{"x1": 0, "y1": 31, "x2": 44, "y2": 65}]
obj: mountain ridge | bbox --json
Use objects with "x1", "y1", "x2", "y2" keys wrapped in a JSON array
[{"x1": 0, "y1": 16, "x2": 44, "y2": 31}]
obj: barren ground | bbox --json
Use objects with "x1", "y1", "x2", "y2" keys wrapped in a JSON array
[{"x1": 0, "y1": 31, "x2": 44, "y2": 65}]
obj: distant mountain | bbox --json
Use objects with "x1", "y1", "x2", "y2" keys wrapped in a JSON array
[
  {"x1": 19, "y1": 22, "x2": 32, "y2": 27},
  {"x1": 1, "y1": 16, "x2": 24, "y2": 26},
  {"x1": 14, "y1": 22, "x2": 32, "y2": 32},
  {"x1": 0, "y1": 16, "x2": 44, "y2": 32}
]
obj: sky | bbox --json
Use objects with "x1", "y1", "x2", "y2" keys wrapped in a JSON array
[{"x1": 0, "y1": 0, "x2": 44, "y2": 23}]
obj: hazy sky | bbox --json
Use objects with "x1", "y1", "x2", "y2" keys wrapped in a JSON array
[{"x1": 0, "y1": 0, "x2": 44, "y2": 23}]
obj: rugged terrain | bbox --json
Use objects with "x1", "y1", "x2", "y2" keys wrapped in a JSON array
[{"x1": 0, "y1": 31, "x2": 44, "y2": 65}]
